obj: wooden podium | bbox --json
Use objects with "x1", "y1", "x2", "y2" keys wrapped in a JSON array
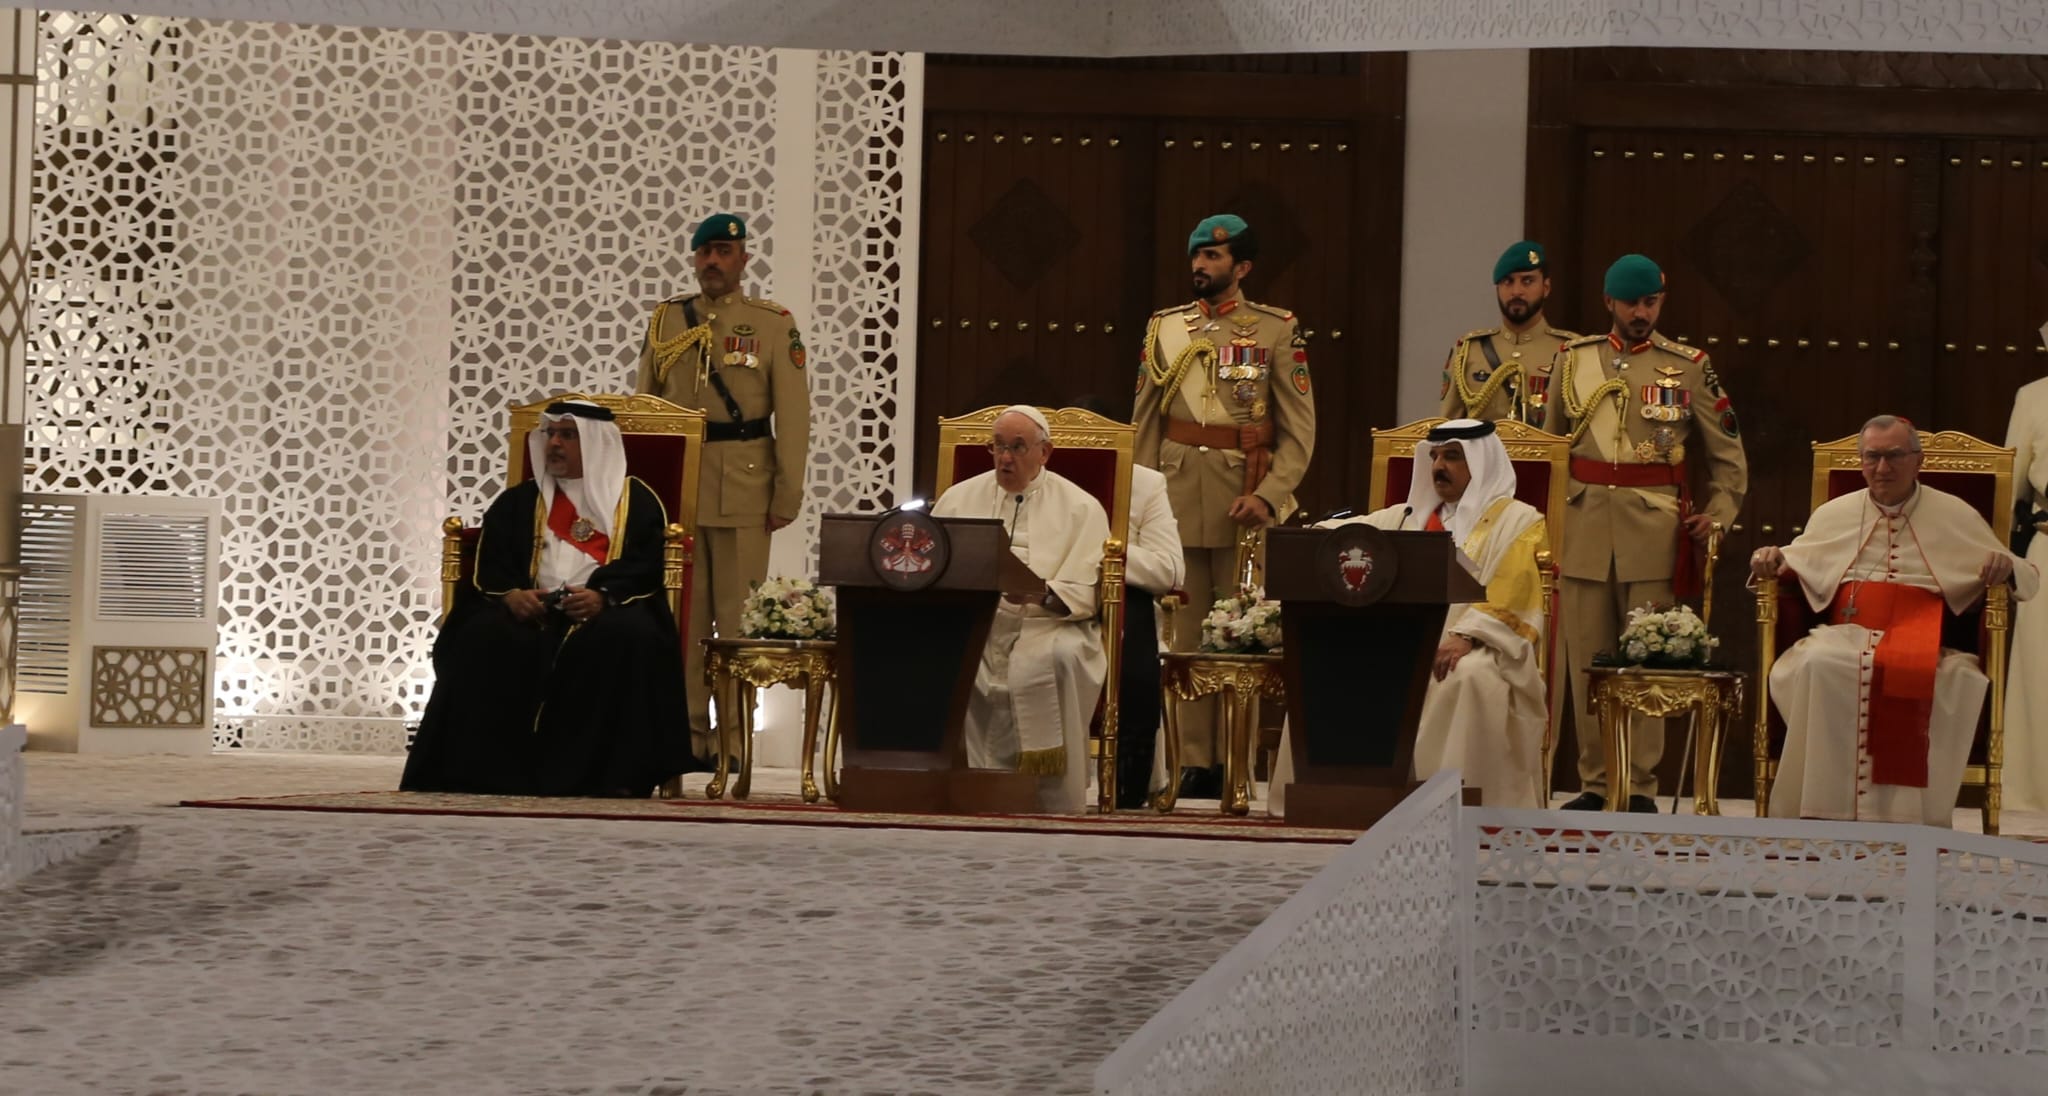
[
  {"x1": 1266, "y1": 523, "x2": 1486, "y2": 828},
  {"x1": 818, "y1": 510, "x2": 1042, "y2": 814}
]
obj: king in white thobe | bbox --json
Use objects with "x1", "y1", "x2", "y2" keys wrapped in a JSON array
[
  {"x1": 1272, "y1": 421, "x2": 1551, "y2": 812},
  {"x1": 1769, "y1": 483, "x2": 2038, "y2": 825},
  {"x1": 933, "y1": 466, "x2": 1111, "y2": 813}
]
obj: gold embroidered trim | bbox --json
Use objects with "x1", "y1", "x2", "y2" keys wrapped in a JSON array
[
  {"x1": 1469, "y1": 601, "x2": 1543, "y2": 647},
  {"x1": 1016, "y1": 745, "x2": 1068, "y2": 776}
]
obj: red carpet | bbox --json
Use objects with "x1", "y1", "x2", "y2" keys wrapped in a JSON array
[{"x1": 180, "y1": 788, "x2": 1363, "y2": 844}]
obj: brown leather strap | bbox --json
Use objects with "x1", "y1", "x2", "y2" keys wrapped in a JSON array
[
  {"x1": 1164, "y1": 416, "x2": 1273, "y2": 452},
  {"x1": 1165, "y1": 417, "x2": 1275, "y2": 494}
]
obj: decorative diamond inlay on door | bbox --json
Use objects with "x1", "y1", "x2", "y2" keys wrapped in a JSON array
[
  {"x1": 1685, "y1": 180, "x2": 1812, "y2": 313},
  {"x1": 970, "y1": 179, "x2": 1080, "y2": 292}
]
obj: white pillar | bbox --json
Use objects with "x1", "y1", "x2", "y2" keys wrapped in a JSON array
[
  {"x1": 0, "y1": 9, "x2": 32, "y2": 723},
  {"x1": 1396, "y1": 49, "x2": 1531, "y2": 426}
]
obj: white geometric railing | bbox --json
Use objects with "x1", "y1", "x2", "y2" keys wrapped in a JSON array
[
  {"x1": 1098, "y1": 777, "x2": 2048, "y2": 1096},
  {"x1": 0, "y1": 723, "x2": 21, "y2": 886}
]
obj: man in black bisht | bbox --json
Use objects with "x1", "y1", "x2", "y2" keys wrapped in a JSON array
[{"x1": 402, "y1": 399, "x2": 693, "y2": 797}]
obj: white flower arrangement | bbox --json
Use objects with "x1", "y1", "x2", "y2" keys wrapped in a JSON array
[
  {"x1": 1617, "y1": 604, "x2": 1718, "y2": 668},
  {"x1": 740, "y1": 576, "x2": 836, "y2": 640},
  {"x1": 1200, "y1": 586, "x2": 1283, "y2": 654}
]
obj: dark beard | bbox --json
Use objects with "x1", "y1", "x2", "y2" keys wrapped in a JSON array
[
  {"x1": 1498, "y1": 295, "x2": 1544, "y2": 324},
  {"x1": 1192, "y1": 271, "x2": 1235, "y2": 301}
]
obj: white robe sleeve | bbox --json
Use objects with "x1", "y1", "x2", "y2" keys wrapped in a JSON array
[{"x1": 1124, "y1": 467, "x2": 1184, "y2": 596}]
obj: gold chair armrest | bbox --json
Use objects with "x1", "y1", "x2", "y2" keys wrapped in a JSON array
[
  {"x1": 1752, "y1": 575, "x2": 1780, "y2": 819},
  {"x1": 439, "y1": 516, "x2": 466, "y2": 626}
]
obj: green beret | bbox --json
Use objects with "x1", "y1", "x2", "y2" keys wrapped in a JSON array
[
  {"x1": 1188, "y1": 214, "x2": 1248, "y2": 256},
  {"x1": 1492, "y1": 240, "x2": 1547, "y2": 284},
  {"x1": 1603, "y1": 253, "x2": 1665, "y2": 300},
  {"x1": 690, "y1": 213, "x2": 747, "y2": 251}
]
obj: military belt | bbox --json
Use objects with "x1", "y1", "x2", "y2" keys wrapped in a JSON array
[
  {"x1": 705, "y1": 417, "x2": 773, "y2": 443},
  {"x1": 1164, "y1": 416, "x2": 1272, "y2": 452},
  {"x1": 1569, "y1": 457, "x2": 1685, "y2": 488}
]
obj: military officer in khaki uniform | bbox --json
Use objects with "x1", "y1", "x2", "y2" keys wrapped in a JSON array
[
  {"x1": 1133, "y1": 214, "x2": 1316, "y2": 800},
  {"x1": 635, "y1": 213, "x2": 811, "y2": 770},
  {"x1": 1440, "y1": 240, "x2": 1578, "y2": 426},
  {"x1": 1541, "y1": 254, "x2": 1747, "y2": 811}
]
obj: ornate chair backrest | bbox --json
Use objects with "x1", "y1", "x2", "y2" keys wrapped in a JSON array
[
  {"x1": 934, "y1": 405, "x2": 1136, "y2": 811},
  {"x1": 1368, "y1": 417, "x2": 1570, "y2": 557},
  {"x1": 1809, "y1": 430, "x2": 2014, "y2": 541},
  {"x1": 442, "y1": 393, "x2": 706, "y2": 624},
  {"x1": 935, "y1": 406, "x2": 1134, "y2": 548}
]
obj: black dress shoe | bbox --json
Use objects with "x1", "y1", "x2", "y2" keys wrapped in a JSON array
[
  {"x1": 1559, "y1": 791, "x2": 1606, "y2": 811},
  {"x1": 1177, "y1": 766, "x2": 1223, "y2": 800},
  {"x1": 1627, "y1": 795, "x2": 1660, "y2": 814}
]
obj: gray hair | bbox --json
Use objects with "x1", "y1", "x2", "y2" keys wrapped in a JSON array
[{"x1": 1860, "y1": 414, "x2": 1923, "y2": 452}]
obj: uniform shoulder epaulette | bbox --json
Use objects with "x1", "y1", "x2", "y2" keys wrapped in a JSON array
[
  {"x1": 1544, "y1": 326, "x2": 1579, "y2": 341},
  {"x1": 742, "y1": 295, "x2": 792, "y2": 317},
  {"x1": 1151, "y1": 303, "x2": 1190, "y2": 318},
  {"x1": 1561, "y1": 333, "x2": 1607, "y2": 349},
  {"x1": 1459, "y1": 326, "x2": 1497, "y2": 344},
  {"x1": 1654, "y1": 333, "x2": 1707, "y2": 362},
  {"x1": 1243, "y1": 300, "x2": 1295, "y2": 321}
]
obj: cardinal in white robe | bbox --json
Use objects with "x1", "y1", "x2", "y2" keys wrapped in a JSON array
[
  {"x1": 1271, "y1": 419, "x2": 1551, "y2": 813},
  {"x1": 1753, "y1": 415, "x2": 2038, "y2": 826},
  {"x1": 2002, "y1": 318, "x2": 2048, "y2": 811},
  {"x1": 933, "y1": 405, "x2": 1111, "y2": 813}
]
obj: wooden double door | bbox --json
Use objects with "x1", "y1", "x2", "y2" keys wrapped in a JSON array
[
  {"x1": 1530, "y1": 49, "x2": 2048, "y2": 798},
  {"x1": 912, "y1": 54, "x2": 1408, "y2": 517}
]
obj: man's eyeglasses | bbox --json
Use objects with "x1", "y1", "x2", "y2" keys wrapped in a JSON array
[
  {"x1": 1859, "y1": 448, "x2": 1920, "y2": 467},
  {"x1": 985, "y1": 440, "x2": 1035, "y2": 457}
]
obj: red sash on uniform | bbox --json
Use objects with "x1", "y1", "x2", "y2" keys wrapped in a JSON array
[
  {"x1": 1423, "y1": 509, "x2": 1445, "y2": 532},
  {"x1": 1827, "y1": 581, "x2": 1943, "y2": 788},
  {"x1": 547, "y1": 489, "x2": 610, "y2": 566}
]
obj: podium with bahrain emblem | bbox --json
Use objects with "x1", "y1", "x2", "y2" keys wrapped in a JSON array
[
  {"x1": 818, "y1": 509, "x2": 1041, "y2": 814},
  {"x1": 1266, "y1": 524, "x2": 1486, "y2": 829}
]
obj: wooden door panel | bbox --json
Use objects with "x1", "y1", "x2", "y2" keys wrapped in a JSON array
[
  {"x1": 915, "y1": 111, "x2": 1145, "y2": 490},
  {"x1": 1571, "y1": 128, "x2": 1933, "y2": 797},
  {"x1": 916, "y1": 56, "x2": 1407, "y2": 517},
  {"x1": 1150, "y1": 120, "x2": 1361, "y2": 519},
  {"x1": 1935, "y1": 140, "x2": 2048, "y2": 442}
]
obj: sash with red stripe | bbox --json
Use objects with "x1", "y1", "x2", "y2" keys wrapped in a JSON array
[{"x1": 546, "y1": 489, "x2": 610, "y2": 565}]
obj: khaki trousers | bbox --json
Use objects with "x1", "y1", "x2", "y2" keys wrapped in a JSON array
[
  {"x1": 1172, "y1": 545, "x2": 1243, "y2": 768},
  {"x1": 1562, "y1": 570, "x2": 1672, "y2": 798},
  {"x1": 687, "y1": 524, "x2": 772, "y2": 760}
]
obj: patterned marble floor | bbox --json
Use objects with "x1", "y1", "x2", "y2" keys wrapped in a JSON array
[{"x1": 5, "y1": 753, "x2": 1337, "y2": 1096}]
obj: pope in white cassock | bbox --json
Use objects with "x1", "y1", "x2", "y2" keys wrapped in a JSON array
[
  {"x1": 932, "y1": 405, "x2": 1112, "y2": 813},
  {"x1": 1271, "y1": 419, "x2": 1551, "y2": 812},
  {"x1": 1752, "y1": 414, "x2": 2039, "y2": 826}
]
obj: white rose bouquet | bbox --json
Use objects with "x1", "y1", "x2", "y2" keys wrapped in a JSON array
[
  {"x1": 1616, "y1": 604, "x2": 1718, "y2": 668},
  {"x1": 1200, "y1": 586, "x2": 1283, "y2": 654},
  {"x1": 740, "y1": 576, "x2": 836, "y2": 640}
]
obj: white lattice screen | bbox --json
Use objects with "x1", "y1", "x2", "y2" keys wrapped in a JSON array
[{"x1": 30, "y1": 13, "x2": 916, "y2": 750}]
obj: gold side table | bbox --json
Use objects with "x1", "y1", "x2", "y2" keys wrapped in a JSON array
[
  {"x1": 701, "y1": 637, "x2": 839, "y2": 803},
  {"x1": 1585, "y1": 665, "x2": 1746, "y2": 815},
  {"x1": 1156, "y1": 650, "x2": 1285, "y2": 816}
]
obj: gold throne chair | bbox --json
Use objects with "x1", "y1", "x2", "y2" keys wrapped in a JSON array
[{"x1": 1752, "y1": 429, "x2": 2015, "y2": 833}]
